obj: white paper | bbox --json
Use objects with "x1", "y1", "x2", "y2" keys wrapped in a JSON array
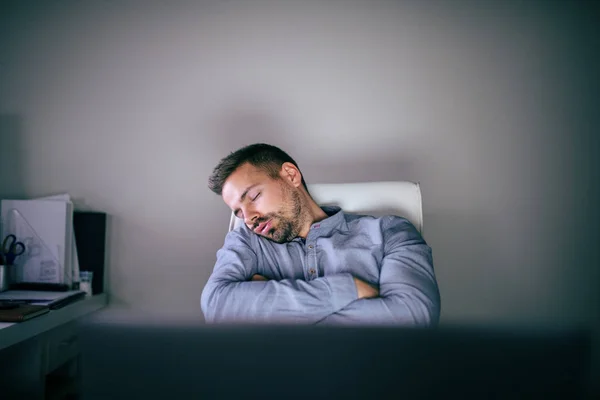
[{"x1": 35, "y1": 194, "x2": 77, "y2": 285}]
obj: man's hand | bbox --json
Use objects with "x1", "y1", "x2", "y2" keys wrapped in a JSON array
[
  {"x1": 251, "y1": 274, "x2": 268, "y2": 281},
  {"x1": 353, "y1": 277, "x2": 379, "y2": 299}
]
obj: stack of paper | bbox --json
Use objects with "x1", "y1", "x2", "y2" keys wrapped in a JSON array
[
  {"x1": 0, "y1": 194, "x2": 80, "y2": 288},
  {"x1": 0, "y1": 290, "x2": 86, "y2": 310}
]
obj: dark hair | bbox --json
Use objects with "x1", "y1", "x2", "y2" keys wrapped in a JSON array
[{"x1": 208, "y1": 143, "x2": 307, "y2": 195}]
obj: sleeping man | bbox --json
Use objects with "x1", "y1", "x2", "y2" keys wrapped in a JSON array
[{"x1": 201, "y1": 143, "x2": 441, "y2": 325}]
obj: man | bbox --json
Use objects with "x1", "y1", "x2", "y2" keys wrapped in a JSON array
[{"x1": 201, "y1": 143, "x2": 441, "y2": 325}]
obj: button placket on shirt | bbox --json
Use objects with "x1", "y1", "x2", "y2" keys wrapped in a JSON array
[
  {"x1": 306, "y1": 225, "x2": 319, "y2": 280},
  {"x1": 306, "y1": 243, "x2": 317, "y2": 280}
]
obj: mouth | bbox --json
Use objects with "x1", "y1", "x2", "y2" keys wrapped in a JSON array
[{"x1": 255, "y1": 220, "x2": 272, "y2": 235}]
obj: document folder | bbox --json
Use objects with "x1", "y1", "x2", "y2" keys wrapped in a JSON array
[{"x1": 0, "y1": 303, "x2": 49, "y2": 322}]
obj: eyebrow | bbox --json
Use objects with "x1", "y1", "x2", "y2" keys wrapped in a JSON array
[{"x1": 233, "y1": 184, "x2": 260, "y2": 218}]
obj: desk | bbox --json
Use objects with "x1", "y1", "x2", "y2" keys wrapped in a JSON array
[{"x1": 0, "y1": 294, "x2": 107, "y2": 400}]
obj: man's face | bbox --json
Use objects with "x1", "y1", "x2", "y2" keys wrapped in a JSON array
[{"x1": 222, "y1": 163, "x2": 304, "y2": 243}]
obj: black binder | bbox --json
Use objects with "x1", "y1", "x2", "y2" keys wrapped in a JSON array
[{"x1": 73, "y1": 211, "x2": 106, "y2": 295}]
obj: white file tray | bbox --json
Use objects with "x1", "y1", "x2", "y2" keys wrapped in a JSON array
[{"x1": 2, "y1": 208, "x2": 65, "y2": 284}]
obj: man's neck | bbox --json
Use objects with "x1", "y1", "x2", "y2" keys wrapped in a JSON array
[{"x1": 297, "y1": 200, "x2": 328, "y2": 239}]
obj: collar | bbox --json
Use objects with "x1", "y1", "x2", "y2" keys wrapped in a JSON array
[{"x1": 306, "y1": 206, "x2": 349, "y2": 237}]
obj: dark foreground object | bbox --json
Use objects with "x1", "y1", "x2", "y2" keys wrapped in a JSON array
[{"x1": 78, "y1": 321, "x2": 592, "y2": 399}]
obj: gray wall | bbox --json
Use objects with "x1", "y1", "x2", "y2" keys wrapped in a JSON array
[{"x1": 0, "y1": 0, "x2": 598, "y2": 329}]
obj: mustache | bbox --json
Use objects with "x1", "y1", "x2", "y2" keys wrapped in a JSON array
[
  {"x1": 252, "y1": 212, "x2": 279, "y2": 230},
  {"x1": 252, "y1": 215, "x2": 275, "y2": 230}
]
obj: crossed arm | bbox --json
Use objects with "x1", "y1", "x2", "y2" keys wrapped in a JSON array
[
  {"x1": 316, "y1": 242, "x2": 440, "y2": 326},
  {"x1": 200, "y1": 220, "x2": 440, "y2": 326},
  {"x1": 200, "y1": 243, "x2": 373, "y2": 324}
]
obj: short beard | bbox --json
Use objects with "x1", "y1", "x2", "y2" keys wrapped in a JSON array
[{"x1": 265, "y1": 188, "x2": 304, "y2": 244}]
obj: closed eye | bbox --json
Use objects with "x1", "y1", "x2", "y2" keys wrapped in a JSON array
[{"x1": 234, "y1": 192, "x2": 260, "y2": 219}]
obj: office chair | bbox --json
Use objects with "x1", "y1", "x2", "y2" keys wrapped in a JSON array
[{"x1": 228, "y1": 181, "x2": 424, "y2": 235}]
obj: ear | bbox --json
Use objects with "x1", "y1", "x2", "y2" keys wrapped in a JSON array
[{"x1": 279, "y1": 162, "x2": 303, "y2": 188}]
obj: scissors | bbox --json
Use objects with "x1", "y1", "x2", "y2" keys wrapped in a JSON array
[{"x1": 2, "y1": 234, "x2": 26, "y2": 265}]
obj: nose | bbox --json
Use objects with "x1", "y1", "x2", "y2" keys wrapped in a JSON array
[{"x1": 243, "y1": 206, "x2": 259, "y2": 227}]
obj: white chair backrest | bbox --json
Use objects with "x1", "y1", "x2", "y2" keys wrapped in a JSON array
[{"x1": 228, "y1": 181, "x2": 423, "y2": 235}]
